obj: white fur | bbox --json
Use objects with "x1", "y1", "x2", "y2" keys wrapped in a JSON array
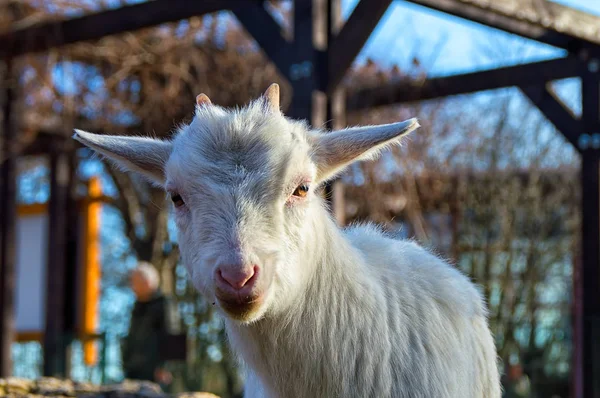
[{"x1": 73, "y1": 86, "x2": 501, "y2": 398}]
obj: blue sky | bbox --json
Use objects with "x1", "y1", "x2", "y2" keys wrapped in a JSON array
[{"x1": 346, "y1": 0, "x2": 600, "y2": 76}]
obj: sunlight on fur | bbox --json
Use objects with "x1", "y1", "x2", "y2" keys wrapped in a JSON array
[{"x1": 73, "y1": 83, "x2": 501, "y2": 398}]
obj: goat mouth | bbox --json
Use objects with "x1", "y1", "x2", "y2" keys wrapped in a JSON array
[
  {"x1": 217, "y1": 293, "x2": 263, "y2": 307},
  {"x1": 216, "y1": 294, "x2": 265, "y2": 320}
]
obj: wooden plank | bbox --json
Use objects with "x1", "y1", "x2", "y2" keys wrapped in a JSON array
[
  {"x1": 327, "y1": 0, "x2": 391, "y2": 92},
  {"x1": 15, "y1": 331, "x2": 43, "y2": 343},
  {"x1": 347, "y1": 56, "x2": 580, "y2": 110},
  {"x1": 0, "y1": 0, "x2": 254, "y2": 57},
  {"x1": 232, "y1": 3, "x2": 294, "y2": 81},
  {"x1": 405, "y1": 0, "x2": 600, "y2": 51},
  {"x1": 0, "y1": 59, "x2": 16, "y2": 377},
  {"x1": 520, "y1": 84, "x2": 581, "y2": 151}
]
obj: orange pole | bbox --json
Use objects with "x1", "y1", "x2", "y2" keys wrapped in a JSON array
[{"x1": 81, "y1": 176, "x2": 102, "y2": 366}]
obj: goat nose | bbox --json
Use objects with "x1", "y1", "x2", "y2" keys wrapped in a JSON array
[{"x1": 216, "y1": 265, "x2": 258, "y2": 290}]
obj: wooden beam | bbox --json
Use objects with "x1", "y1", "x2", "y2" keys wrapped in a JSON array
[
  {"x1": 580, "y1": 70, "x2": 600, "y2": 398},
  {"x1": 323, "y1": 0, "x2": 346, "y2": 224},
  {"x1": 287, "y1": 0, "x2": 319, "y2": 123},
  {"x1": 63, "y1": 153, "x2": 79, "y2": 351},
  {"x1": 232, "y1": 3, "x2": 294, "y2": 81},
  {"x1": 520, "y1": 84, "x2": 582, "y2": 151},
  {"x1": 327, "y1": 0, "x2": 391, "y2": 92},
  {"x1": 347, "y1": 56, "x2": 580, "y2": 110},
  {"x1": 583, "y1": 72, "x2": 600, "y2": 137},
  {"x1": 325, "y1": 89, "x2": 347, "y2": 224},
  {"x1": 0, "y1": 0, "x2": 254, "y2": 57},
  {"x1": 404, "y1": 0, "x2": 600, "y2": 52},
  {"x1": 580, "y1": 152, "x2": 600, "y2": 398},
  {"x1": 43, "y1": 144, "x2": 74, "y2": 377},
  {"x1": 0, "y1": 59, "x2": 17, "y2": 377}
]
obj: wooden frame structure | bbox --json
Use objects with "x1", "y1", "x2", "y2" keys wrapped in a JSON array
[
  {"x1": 12, "y1": 177, "x2": 102, "y2": 364},
  {"x1": 1, "y1": 0, "x2": 599, "y2": 396}
]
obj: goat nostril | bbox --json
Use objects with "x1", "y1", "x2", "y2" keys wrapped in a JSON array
[{"x1": 217, "y1": 266, "x2": 258, "y2": 290}]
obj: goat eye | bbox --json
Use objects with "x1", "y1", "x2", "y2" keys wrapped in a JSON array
[
  {"x1": 292, "y1": 184, "x2": 310, "y2": 198},
  {"x1": 171, "y1": 193, "x2": 185, "y2": 207}
]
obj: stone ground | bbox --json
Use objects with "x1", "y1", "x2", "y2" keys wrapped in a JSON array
[{"x1": 0, "y1": 377, "x2": 220, "y2": 398}]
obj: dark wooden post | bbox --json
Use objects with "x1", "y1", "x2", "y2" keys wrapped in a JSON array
[
  {"x1": 43, "y1": 141, "x2": 74, "y2": 377},
  {"x1": 319, "y1": 0, "x2": 392, "y2": 224},
  {"x1": 579, "y1": 60, "x2": 600, "y2": 398},
  {"x1": 235, "y1": 0, "x2": 371, "y2": 223},
  {"x1": 517, "y1": 58, "x2": 600, "y2": 398},
  {"x1": 288, "y1": 0, "x2": 319, "y2": 124},
  {"x1": 288, "y1": 0, "x2": 341, "y2": 218},
  {"x1": 580, "y1": 152, "x2": 600, "y2": 398},
  {"x1": 323, "y1": 0, "x2": 345, "y2": 224},
  {"x1": 288, "y1": 0, "x2": 349, "y2": 223},
  {"x1": 325, "y1": 89, "x2": 346, "y2": 224},
  {"x1": 0, "y1": 58, "x2": 16, "y2": 377},
  {"x1": 63, "y1": 150, "x2": 79, "y2": 376}
]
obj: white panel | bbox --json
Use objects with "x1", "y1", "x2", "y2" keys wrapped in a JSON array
[{"x1": 15, "y1": 213, "x2": 48, "y2": 332}]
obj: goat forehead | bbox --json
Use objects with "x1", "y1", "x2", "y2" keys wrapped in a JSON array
[
  {"x1": 202, "y1": 170, "x2": 280, "y2": 201},
  {"x1": 167, "y1": 143, "x2": 295, "y2": 189},
  {"x1": 167, "y1": 106, "x2": 312, "y2": 187},
  {"x1": 188, "y1": 111, "x2": 301, "y2": 158}
]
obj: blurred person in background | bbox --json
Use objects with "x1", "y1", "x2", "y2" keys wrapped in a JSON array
[{"x1": 121, "y1": 262, "x2": 181, "y2": 388}]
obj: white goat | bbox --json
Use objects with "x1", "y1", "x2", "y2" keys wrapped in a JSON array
[{"x1": 74, "y1": 84, "x2": 501, "y2": 398}]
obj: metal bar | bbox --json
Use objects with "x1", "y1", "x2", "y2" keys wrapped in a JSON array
[
  {"x1": 347, "y1": 56, "x2": 581, "y2": 110},
  {"x1": 327, "y1": 0, "x2": 391, "y2": 92},
  {"x1": 0, "y1": 59, "x2": 16, "y2": 377},
  {"x1": 404, "y1": 0, "x2": 600, "y2": 52},
  {"x1": 520, "y1": 84, "x2": 582, "y2": 151},
  {"x1": 232, "y1": 3, "x2": 294, "y2": 81},
  {"x1": 581, "y1": 67, "x2": 600, "y2": 398},
  {"x1": 0, "y1": 0, "x2": 254, "y2": 57}
]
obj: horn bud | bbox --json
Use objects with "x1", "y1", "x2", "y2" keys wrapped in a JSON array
[
  {"x1": 196, "y1": 93, "x2": 212, "y2": 107},
  {"x1": 263, "y1": 83, "x2": 280, "y2": 112}
]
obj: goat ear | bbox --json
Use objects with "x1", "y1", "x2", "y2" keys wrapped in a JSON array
[
  {"x1": 73, "y1": 129, "x2": 172, "y2": 186},
  {"x1": 311, "y1": 118, "x2": 420, "y2": 183}
]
